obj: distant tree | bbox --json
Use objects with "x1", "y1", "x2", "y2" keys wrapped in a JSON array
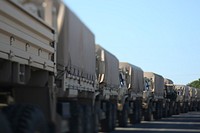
[{"x1": 187, "y1": 78, "x2": 200, "y2": 89}]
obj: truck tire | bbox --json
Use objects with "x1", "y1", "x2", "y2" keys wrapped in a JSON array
[
  {"x1": 173, "y1": 102, "x2": 177, "y2": 115},
  {"x1": 70, "y1": 103, "x2": 84, "y2": 133},
  {"x1": 111, "y1": 103, "x2": 117, "y2": 130},
  {"x1": 168, "y1": 102, "x2": 173, "y2": 117},
  {"x1": 118, "y1": 102, "x2": 128, "y2": 127},
  {"x1": 84, "y1": 105, "x2": 92, "y2": 133},
  {"x1": 177, "y1": 102, "x2": 181, "y2": 114},
  {"x1": 185, "y1": 102, "x2": 189, "y2": 113},
  {"x1": 162, "y1": 102, "x2": 168, "y2": 118},
  {"x1": 136, "y1": 101, "x2": 140, "y2": 123},
  {"x1": 159, "y1": 101, "x2": 163, "y2": 119},
  {"x1": 198, "y1": 102, "x2": 200, "y2": 111},
  {"x1": 153, "y1": 102, "x2": 160, "y2": 120},
  {"x1": 93, "y1": 103, "x2": 100, "y2": 133},
  {"x1": 2, "y1": 104, "x2": 47, "y2": 133},
  {"x1": 0, "y1": 111, "x2": 12, "y2": 133},
  {"x1": 93, "y1": 110, "x2": 99, "y2": 133},
  {"x1": 137, "y1": 100, "x2": 142, "y2": 123},
  {"x1": 129, "y1": 101, "x2": 137, "y2": 124},
  {"x1": 144, "y1": 103, "x2": 153, "y2": 121},
  {"x1": 100, "y1": 102, "x2": 112, "y2": 132}
]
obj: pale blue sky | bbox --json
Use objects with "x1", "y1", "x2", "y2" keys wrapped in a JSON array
[{"x1": 63, "y1": 0, "x2": 200, "y2": 85}]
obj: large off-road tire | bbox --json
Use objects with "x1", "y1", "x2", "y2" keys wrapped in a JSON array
[
  {"x1": 167, "y1": 102, "x2": 173, "y2": 117},
  {"x1": 184, "y1": 103, "x2": 187, "y2": 113},
  {"x1": 70, "y1": 103, "x2": 84, "y2": 133},
  {"x1": 118, "y1": 102, "x2": 128, "y2": 127},
  {"x1": 93, "y1": 102, "x2": 100, "y2": 133},
  {"x1": 100, "y1": 102, "x2": 112, "y2": 132},
  {"x1": 2, "y1": 104, "x2": 47, "y2": 133},
  {"x1": 176, "y1": 102, "x2": 181, "y2": 115},
  {"x1": 137, "y1": 100, "x2": 142, "y2": 123},
  {"x1": 129, "y1": 102, "x2": 137, "y2": 124},
  {"x1": 83, "y1": 105, "x2": 93, "y2": 133},
  {"x1": 162, "y1": 102, "x2": 168, "y2": 118},
  {"x1": 173, "y1": 102, "x2": 177, "y2": 115},
  {"x1": 144, "y1": 108, "x2": 151, "y2": 121},
  {"x1": 111, "y1": 103, "x2": 117, "y2": 130},
  {"x1": 197, "y1": 102, "x2": 200, "y2": 111},
  {"x1": 184, "y1": 102, "x2": 189, "y2": 113},
  {"x1": 159, "y1": 101, "x2": 163, "y2": 119},
  {"x1": 0, "y1": 111, "x2": 12, "y2": 133},
  {"x1": 180, "y1": 103, "x2": 184, "y2": 113},
  {"x1": 144, "y1": 104, "x2": 153, "y2": 121},
  {"x1": 154, "y1": 102, "x2": 161, "y2": 120}
]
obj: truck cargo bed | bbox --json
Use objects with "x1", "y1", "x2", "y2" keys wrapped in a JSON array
[{"x1": 0, "y1": 0, "x2": 56, "y2": 72}]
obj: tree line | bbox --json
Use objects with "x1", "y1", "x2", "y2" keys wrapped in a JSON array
[{"x1": 188, "y1": 78, "x2": 200, "y2": 89}]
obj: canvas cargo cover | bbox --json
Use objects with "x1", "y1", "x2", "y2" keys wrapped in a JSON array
[
  {"x1": 164, "y1": 78, "x2": 173, "y2": 84},
  {"x1": 96, "y1": 45, "x2": 119, "y2": 88},
  {"x1": 174, "y1": 85, "x2": 189, "y2": 101},
  {"x1": 183, "y1": 85, "x2": 189, "y2": 100},
  {"x1": 189, "y1": 87, "x2": 196, "y2": 99},
  {"x1": 57, "y1": 2, "x2": 95, "y2": 80},
  {"x1": 119, "y1": 62, "x2": 144, "y2": 94},
  {"x1": 144, "y1": 72, "x2": 164, "y2": 97},
  {"x1": 196, "y1": 89, "x2": 200, "y2": 100}
]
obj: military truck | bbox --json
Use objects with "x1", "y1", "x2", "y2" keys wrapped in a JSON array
[
  {"x1": 174, "y1": 85, "x2": 189, "y2": 113},
  {"x1": 143, "y1": 72, "x2": 164, "y2": 121},
  {"x1": 118, "y1": 62, "x2": 144, "y2": 127},
  {"x1": 188, "y1": 87, "x2": 197, "y2": 111},
  {"x1": 95, "y1": 45, "x2": 119, "y2": 132},
  {"x1": 163, "y1": 78, "x2": 177, "y2": 117},
  {"x1": 196, "y1": 88, "x2": 200, "y2": 111},
  {"x1": 0, "y1": 0, "x2": 98, "y2": 133}
]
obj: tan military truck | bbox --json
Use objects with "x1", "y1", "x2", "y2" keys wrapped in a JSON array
[
  {"x1": 163, "y1": 78, "x2": 177, "y2": 117},
  {"x1": 188, "y1": 87, "x2": 197, "y2": 111},
  {"x1": 143, "y1": 72, "x2": 164, "y2": 121},
  {"x1": 0, "y1": 0, "x2": 56, "y2": 132},
  {"x1": 174, "y1": 85, "x2": 189, "y2": 113},
  {"x1": 196, "y1": 88, "x2": 200, "y2": 111},
  {"x1": 118, "y1": 62, "x2": 144, "y2": 127},
  {"x1": 95, "y1": 45, "x2": 119, "y2": 132},
  {"x1": 0, "y1": 0, "x2": 98, "y2": 133},
  {"x1": 56, "y1": 1, "x2": 97, "y2": 132}
]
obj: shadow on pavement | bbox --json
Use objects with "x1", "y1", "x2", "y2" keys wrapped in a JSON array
[{"x1": 114, "y1": 112, "x2": 200, "y2": 133}]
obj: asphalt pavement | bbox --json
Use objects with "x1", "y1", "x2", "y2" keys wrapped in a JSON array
[{"x1": 113, "y1": 112, "x2": 200, "y2": 133}]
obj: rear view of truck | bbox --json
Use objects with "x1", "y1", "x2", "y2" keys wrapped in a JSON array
[
  {"x1": 143, "y1": 72, "x2": 164, "y2": 121},
  {"x1": 118, "y1": 62, "x2": 144, "y2": 126}
]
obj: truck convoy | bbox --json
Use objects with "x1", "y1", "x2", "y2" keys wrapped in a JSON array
[{"x1": 0, "y1": 0, "x2": 200, "y2": 133}]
